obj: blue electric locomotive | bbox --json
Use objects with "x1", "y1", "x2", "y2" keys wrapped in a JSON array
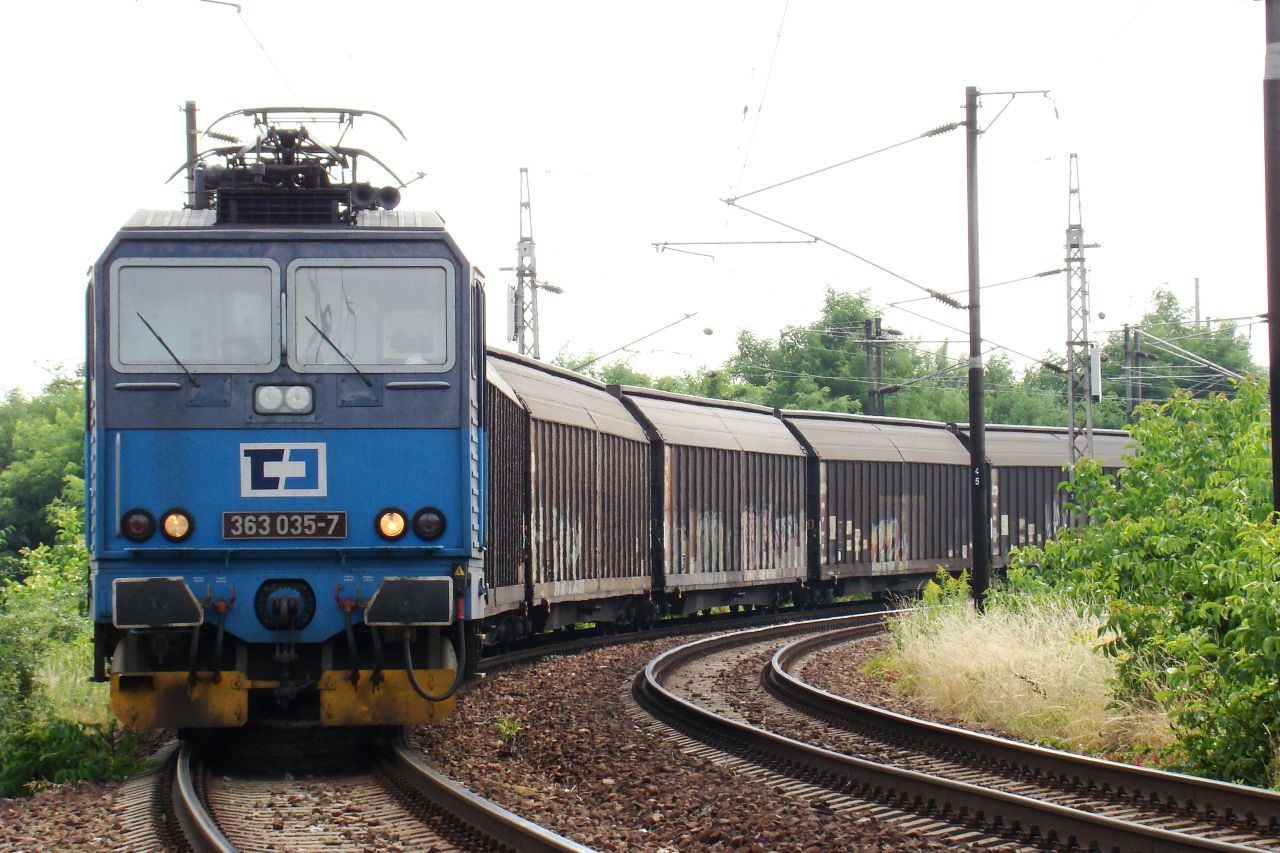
[{"x1": 87, "y1": 108, "x2": 484, "y2": 728}]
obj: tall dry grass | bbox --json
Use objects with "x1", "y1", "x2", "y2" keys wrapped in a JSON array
[
  {"x1": 36, "y1": 639, "x2": 113, "y2": 726},
  {"x1": 888, "y1": 589, "x2": 1172, "y2": 759}
]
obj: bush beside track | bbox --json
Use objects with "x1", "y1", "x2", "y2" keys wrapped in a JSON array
[
  {"x1": 884, "y1": 382, "x2": 1280, "y2": 789},
  {"x1": 0, "y1": 377, "x2": 146, "y2": 797}
]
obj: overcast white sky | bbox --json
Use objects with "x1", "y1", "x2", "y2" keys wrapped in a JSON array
[{"x1": 0, "y1": 0, "x2": 1267, "y2": 395}]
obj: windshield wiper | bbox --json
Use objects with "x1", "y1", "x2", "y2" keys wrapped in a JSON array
[
  {"x1": 304, "y1": 316, "x2": 372, "y2": 387},
  {"x1": 136, "y1": 313, "x2": 201, "y2": 388}
]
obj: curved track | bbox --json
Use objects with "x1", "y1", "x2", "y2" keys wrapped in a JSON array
[
  {"x1": 769, "y1": 623, "x2": 1280, "y2": 849},
  {"x1": 163, "y1": 734, "x2": 590, "y2": 852},
  {"x1": 479, "y1": 598, "x2": 884, "y2": 675},
  {"x1": 635, "y1": 611, "x2": 1280, "y2": 851}
]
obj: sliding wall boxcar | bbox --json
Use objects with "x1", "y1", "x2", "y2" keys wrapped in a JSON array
[
  {"x1": 488, "y1": 352, "x2": 651, "y2": 630},
  {"x1": 782, "y1": 411, "x2": 970, "y2": 591},
  {"x1": 482, "y1": 360, "x2": 528, "y2": 617},
  {"x1": 1087, "y1": 429, "x2": 1133, "y2": 473},
  {"x1": 614, "y1": 387, "x2": 807, "y2": 611},
  {"x1": 982, "y1": 425, "x2": 1131, "y2": 560}
]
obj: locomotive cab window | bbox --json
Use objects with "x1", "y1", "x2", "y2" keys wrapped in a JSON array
[
  {"x1": 287, "y1": 260, "x2": 455, "y2": 374},
  {"x1": 109, "y1": 260, "x2": 280, "y2": 373}
]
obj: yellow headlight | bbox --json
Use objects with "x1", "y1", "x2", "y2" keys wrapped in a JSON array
[
  {"x1": 377, "y1": 510, "x2": 407, "y2": 539},
  {"x1": 162, "y1": 511, "x2": 192, "y2": 541}
]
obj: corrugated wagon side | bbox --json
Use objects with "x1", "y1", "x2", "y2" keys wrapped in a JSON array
[
  {"x1": 782, "y1": 411, "x2": 970, "y2": 595},
  {"x1": 481, "y1": 361, "x2": 529, "y2": 642},
  {"x1": 984, "y1": 425, "x2": 1133, "y2": 564},
  {"x1": 614, "y1": 387, "x2": 807, "y2": 614},
  {"x1": 490, "y1": 352, "x2": 652, "y2": 632}
]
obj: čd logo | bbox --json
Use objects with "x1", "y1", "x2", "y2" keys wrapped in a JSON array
[{"x1": 240, "y1": 443, "x2": 328, "y2": 497}]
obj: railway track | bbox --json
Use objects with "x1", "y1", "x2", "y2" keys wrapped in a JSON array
[
  {"x1": 480, "y1": 597, "x2": 885, "y2": 675},
  {"x1": 131, "y1": 733, "x2": 589, "y2": 852},
  {"x1": 634, "y1": 611, "x2": 1280, "y2": 852}
]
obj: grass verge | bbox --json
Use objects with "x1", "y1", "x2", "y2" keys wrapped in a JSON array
[{"x1": 884, "y1": 573, "x2": 1172, "y2": 762}]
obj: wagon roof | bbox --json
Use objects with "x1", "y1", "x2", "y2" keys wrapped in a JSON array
[
  {"x1": 487, "y1": 350, "x2": 646, "y2": 441},
  {"x1": 781, "y1": 411, "x2": 968, "y2": 465},
  {"x1": 978, "y1": 424, "x2": 1134, "y2": 467},
  {"x1": 485, "y1": 360, "x2": 521, "y2": 406},
  {"x1": 614, "y1": 386, "x2": 805, "y2": 456}
]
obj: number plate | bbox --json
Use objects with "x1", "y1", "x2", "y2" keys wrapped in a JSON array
[{"x1": 222, "y1": 511, "x2": 347, "y2": 540}]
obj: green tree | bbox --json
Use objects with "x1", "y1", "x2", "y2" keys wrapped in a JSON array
[
  {"x1": 0, "y1": 373, "x2": 85, "y2": 559},
  {"x1": 555, "y1": 286, "x2": 1260, "y2": 430},
  {"x1": 1098, "y1": 289, "x2": 1260, "y2": 411},
  {"x1": 725, "y1": 289, "x2": 886, "y2": 413}
]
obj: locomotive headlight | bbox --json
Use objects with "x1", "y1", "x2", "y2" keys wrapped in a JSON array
[
  {"x1": 412, "y1": 507, "x2": 446, "y2": 541},
  {"x1": 283, "y1": 385, "x2": 312, "y2": 413},
  {"x1": 121, "y1": 509, "x2": 156, "y2": 543},
  {"x1": 161, "y1": 509, "x2": 194, "y2": 542},
  {"x1": 377, "y1": 509, "x2": 407, "y2": 540},
  {"x1": 255, "y1": 385, "x2": 284, "y2": 412},
  {"x1": 255, "y1": 385, "x2": 313, "y2": 415}
]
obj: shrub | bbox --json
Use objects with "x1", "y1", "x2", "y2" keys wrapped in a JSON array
[
  {"x1": 0, "y1": 720, "x2": 145, "y2": 797},
  {"x1": 0, "y1": 489, "x2": 146, "y2": 795},
  {"x1": 1011, "y1": 382, "x2": 1280, "y2": 786}
]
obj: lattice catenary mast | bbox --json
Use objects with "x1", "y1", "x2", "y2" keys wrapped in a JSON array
[
  {"x1": 507, "y1": 167, "x2": 541, "y2": 358},
  {"x1": 1065, "y1": 153, "x2": 1101, "y2": 476}
]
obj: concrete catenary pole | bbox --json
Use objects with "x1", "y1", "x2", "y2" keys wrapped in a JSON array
[
  {"x1": 1265, "y1": 1, "x2": 1280, "y2": 512},
  {"x1": 966, "y1": 85, "x2": 992, "y2": 607}
]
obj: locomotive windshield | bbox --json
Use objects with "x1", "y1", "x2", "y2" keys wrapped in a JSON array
[
  {"x1": 111, "y1": 262, "x2": 278, "y2": 372},
  {"x1": 289, "y1": 263, "x2": 453, "y2": 372}
]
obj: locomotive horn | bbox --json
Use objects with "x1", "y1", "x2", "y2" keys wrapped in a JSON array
[
  {"x1": 351, "y1": 182, "x2": 376, "y2": 208},
  {"x1": 376, "y1": 185, "x2": 401, "y2": 210}
]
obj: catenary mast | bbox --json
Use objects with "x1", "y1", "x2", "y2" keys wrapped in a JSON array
[
  {"x1": 1065, "y1": 153, "x2": 1099, "y2": 484},
  {"x1": 508, "y1": 167, "x2": 541, "y2": 358}
]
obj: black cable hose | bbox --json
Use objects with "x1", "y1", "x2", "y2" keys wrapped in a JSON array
[{"x1": 402, "y1": 624, "x2": 465, "y2": 702}]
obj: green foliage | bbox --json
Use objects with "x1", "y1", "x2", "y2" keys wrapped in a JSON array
[
  {"x1": 859, "y1": 650, "x2": 899, "y2": 681},
  {"x1": 557, "y1": 287, "x2": 1257, "y2": 428},
  {"x1": 919, "y1": 568, "x2": 970, "y2": 608},
  {"x1": 0, "y1": 720, "x2": 145, "y2": 797},
  {"x1": 1096, "y1": 289, "x2": 1260, "y2": 416},
  {"x1": 0, "y1": 503, "x2": 93, "y2": 707},
  {"x1": 1011, "y1": 381, "x2": 1280, "y2": 785},
  {"x1": 0, "y1": 495, "x2": 145, "y2": 795},
  {"x1": 725, "y1": 289, "x2": 875, "y2": 413},
  {"x1": 494, "y1": 716, "x2": 523, "y2": 740},
  {"x1": 0, "y1": 372, "x2": 85, "y2": 560}
]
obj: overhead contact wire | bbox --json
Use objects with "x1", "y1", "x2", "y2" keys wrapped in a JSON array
[
  {"x1": 730, "y1": 122, "x2": 958, "y2": 203},
  {"x1": 731, "y1": 0, "x2": 792, "y2": 198}
]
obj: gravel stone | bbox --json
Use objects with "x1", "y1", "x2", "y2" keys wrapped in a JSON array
[
  {"x1": 0, "y1": 782, "x2": 129, "y2": 851},
  {"x1": 0, "y1": 630, "x2": 1012, "y2": 852},
  {"x1": 412, "y1": 636, "x2": 950, "y2": 851}
]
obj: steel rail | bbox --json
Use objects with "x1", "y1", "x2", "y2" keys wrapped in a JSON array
[
  {"x1": 480, "y1": 598, "x2": 885, "y2": 676},
  {"x1": 172, "y1": 742, "x2": 236, "y2": 853},
  {"x1": 386, "y1": 738, "x2": 593, "y2": 853},
  {"x1": 770, "y1": 624, "x2": 1280, "y2": 837},
  {"x1": 636, "y1": 613, "x2": 1258, "y2": 852}
]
